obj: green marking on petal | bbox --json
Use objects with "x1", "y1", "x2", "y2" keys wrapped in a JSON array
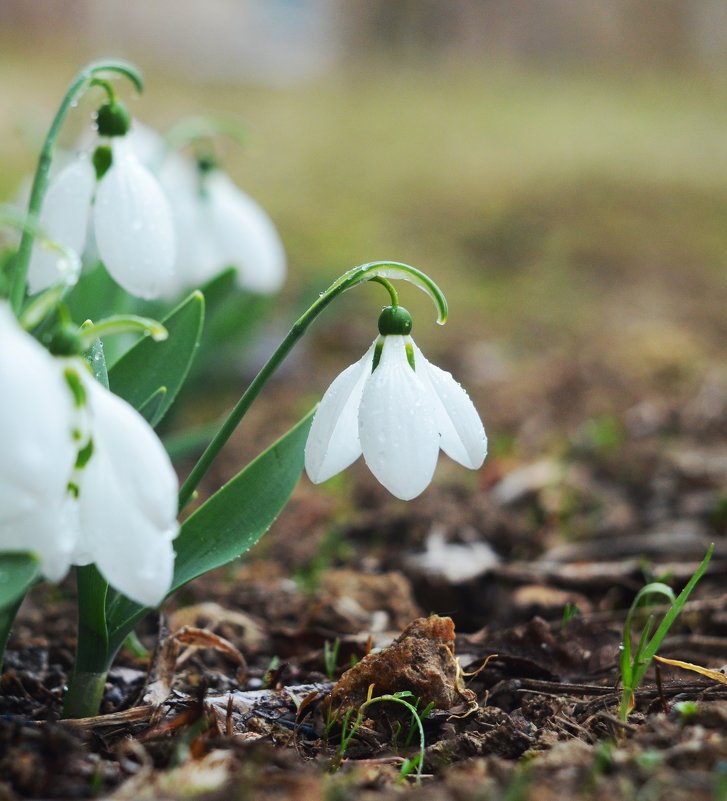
[
  {"x1": 64, "y1": 368, "x2": 87, "y2": 408},
  {"x1": 75, "y1": 438, "x2": 94, "y2": 470},
  {"x1": 92, "y1": 145, "x2": 113, "y2": 180},
  {"x1": 371, "y1": 338, "x2": 385, "y2": 372},
  {"x1": 405, "y1": 341, "x2": 416, "y2": 371}
]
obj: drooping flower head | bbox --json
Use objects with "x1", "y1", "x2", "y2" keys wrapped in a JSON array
[
  {"x1": 305, "y1": 305, "x2": 487, "y2": 500},
  {"x1": 0, "y1": 303, "x2": 179, "y2": 606},
  {"x1": 127, "y1": 123, "x2": 286, "y2": 296},
  {"x1": 27, "y1": 98, "x2": 176, "y2": 300}
]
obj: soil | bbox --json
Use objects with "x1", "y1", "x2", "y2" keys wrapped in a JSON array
[{"x1": 2, "y1": 350, "x2": 727, "y2": 801}]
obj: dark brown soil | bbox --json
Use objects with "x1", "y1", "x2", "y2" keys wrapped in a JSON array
[{"x1": 2, "y1": 351, "x2": 727, "y2": 801}]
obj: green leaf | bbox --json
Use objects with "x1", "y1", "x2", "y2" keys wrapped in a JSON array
[
  {"x1": 108, "y1": 291, "x2": 204, "y2": 427},
  {"x1": 105, "y1": 408, "x2": 314, "y2": 647},
  {"x1": 0, "y1": 552, "x2": 40, "y2": 609},
  {"x1": 191, "y1": 268, "x2": 271, "y2": 379},
  {"x1": 75, "y1": 564, "x2": 109, "y2": 658},
  {"x1": 171, "y1": 407, "x2": 314, "y2": 590},
  {"x1": 65, "y1": 260, "x2": 131, "y2": 322},
  {"x1": 137, "y1": 386, "x2": 168, "y2": 426}
]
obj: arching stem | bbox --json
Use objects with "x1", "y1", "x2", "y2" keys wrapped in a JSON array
[{"x1": 9, "y1": 60, "x2": 143, "y2": 313}]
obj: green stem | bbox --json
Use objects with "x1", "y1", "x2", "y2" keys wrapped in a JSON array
[
  {"x1": 178, "y1": 260, "x2": 447, "y2": 510},
  {"x1": 79, "y1": 314, "x2": 167, "y2": 347},
  {"x1": 0, "y1": 596, "x2": 24, "y2": 668},
  {"x1": 9, "y1": 60, "x2": 143, "y2": 314},
  {"x1": 370, "y1": 276, "x2": 399, "y2": 306},
  {"x1": 63, "y1": 564, "x2": 112, "y2": 718},
  {"x1": 62, "y1": 670, "x2": 109, "y2": 720}
]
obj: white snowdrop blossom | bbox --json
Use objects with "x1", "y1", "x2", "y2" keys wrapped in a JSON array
[
  {"x1": 128, "y1": 123, "x2": 286, "y2": 295},
  {"x1": 28, "y1": 135, "x2": 176, "y2": 300},
  {"x1": 305, "y1": 330, "x2": 487, "y2": 500},
  {"x1": 0, "y1": 303, "x2": 179, "y2": 606},
  {"x1": 0, "y1": 304, "x2": 79, "y2": 581},
  {"x1": 68, "y1": 370, "x2": 179, "y2": 607}
]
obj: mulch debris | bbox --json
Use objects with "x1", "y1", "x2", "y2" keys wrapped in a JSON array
[{"x1": 2, "y1": 359, "x2": 727, "y2": 800}]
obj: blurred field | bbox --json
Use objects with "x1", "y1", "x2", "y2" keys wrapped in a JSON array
[{"x1": 3, "y1": 44, "x2": 727, "y2": 452}]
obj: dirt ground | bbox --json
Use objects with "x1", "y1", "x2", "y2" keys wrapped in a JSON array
[{"x1": 2, "y1": 343, "x2": 727, "y2": 801}]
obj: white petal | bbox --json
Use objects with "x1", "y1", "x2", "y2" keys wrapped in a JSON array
[
  {"x1": 304, "y1": 342, "x2": 375, "y2": 484},
  {"x1": 205, "y1": 171, "x2": 287, "y2": 294},
  {"x1": 412, "y1": 343, "x2": 488, "y2": 469},
  {"x1": 159, "y1": 155, "x2": 221, "y2": 290},
  {"x1": 124, "y1": 120, "x2": 167, "y2": 171},
  {"x1": 359, "y1": 336, "x2": 439, "y2": 500},
  {"x1": 27, "y1": 156, "x2": 94, "y2": 294},
  {"x1": 0, "y1": 304, "x2": 78, "y2": 579},
  {"x1": 74, "y1": 373, "x2": 179, "y2": 606},
  {"x1": 93, "y1": 138, "x2": 176, "y2": 299}
]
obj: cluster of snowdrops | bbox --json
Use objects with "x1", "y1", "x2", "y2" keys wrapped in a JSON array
[{"x1": 0, "y1": 61, "x2": 487, "y2": 718}]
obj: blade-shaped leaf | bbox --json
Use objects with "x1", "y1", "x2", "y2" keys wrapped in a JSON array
[
  {"x1": 65, "y1": 260, "x2": 131, "y2": 323},
  {"x1": 108, "y1": 291, "x2": 204, "y2": 427},
  {"x1": 0, "y1": 552, "x2": 40, "y2": 609},
  {"x1": 105, "y1": 408, "x2": 314, "y2": 646},
  {"x1": 190, "y1": 268, "x2": 270, "y2": 380},
  {"x1": 171, "y1": 407, "x2": 314, "y2": 590},
  {"x1": 138, "y1": 386, "x2": 168, "y2": 427}
]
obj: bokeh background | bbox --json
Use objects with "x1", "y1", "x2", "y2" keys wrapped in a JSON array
[{"x1": 3, "y1": 0, "x2": 727, "y2": 475}]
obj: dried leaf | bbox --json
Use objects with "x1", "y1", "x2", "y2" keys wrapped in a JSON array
[{"x1": 653, "y1": 655, "x2": 727, "y2": 685}]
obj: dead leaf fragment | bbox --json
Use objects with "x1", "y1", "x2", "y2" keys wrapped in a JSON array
[
  {"x1": 327, "y1": 615, "x2": 475, "y2": 718},
  {"x1": 654, "y1": 655, "x2": 727, "y2": 685}
]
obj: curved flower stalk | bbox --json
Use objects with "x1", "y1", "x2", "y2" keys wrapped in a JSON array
[
  {"x1": 305, "y1": 307, "x2": 487, "y2": 499},
  {"x1": 127, "y1": 122, "x2": 286, "y2": 295},
  {"x1": 0, "y1": 303, "x2": 179, "y2": 606}
]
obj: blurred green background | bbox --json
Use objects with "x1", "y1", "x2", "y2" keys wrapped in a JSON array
[{"x1": 3, "y1": 1, "x2": 727, "y2": 461}]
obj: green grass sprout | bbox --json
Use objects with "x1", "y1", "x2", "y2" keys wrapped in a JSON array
[
  {"x1": 331, "y1": 686, "x2": 430, "y2": 783},
  {"x1": 618, "y1": 543, "x2": 713, "y2": 721}
]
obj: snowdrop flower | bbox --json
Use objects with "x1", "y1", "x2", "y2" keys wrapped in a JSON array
[
  {"x1": 167, "y1": 161, "x2": 286, "y2": 294},
  {"x1": 0, "y1": 303, "x2": 179, "y2": 606},
  {"x1": 127, "y1": 122, "x2": 286, "y2": 295},
  {"x1": 68, "y1": 369, "x2": 179, "y2": 607},
  {"x1": 27, "y1": 101, "x2": 176, "y2": 300},
  {"x1": 0, "y1": 303, "x2": 79, "y2": 580},
  {"x1": 305, "y1": 306, "x2": 487, "y2": 500}
]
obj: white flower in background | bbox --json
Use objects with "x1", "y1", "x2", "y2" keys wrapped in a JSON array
[
  {"x1": 305, "y1": 306, "x2": 487, "y2": 500},
  {"x1": 0, "y1": 303, "x2": 179, "y2": 606},
  {"x1": 167, "y1": 163, "x2": 286, "y2": 294},
  {"x1": 28, "y1": 106, "x2": 176, "y2": 300},
  {"x1": 128, "y1": 122, "x2": 286, "y2": 295}
]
